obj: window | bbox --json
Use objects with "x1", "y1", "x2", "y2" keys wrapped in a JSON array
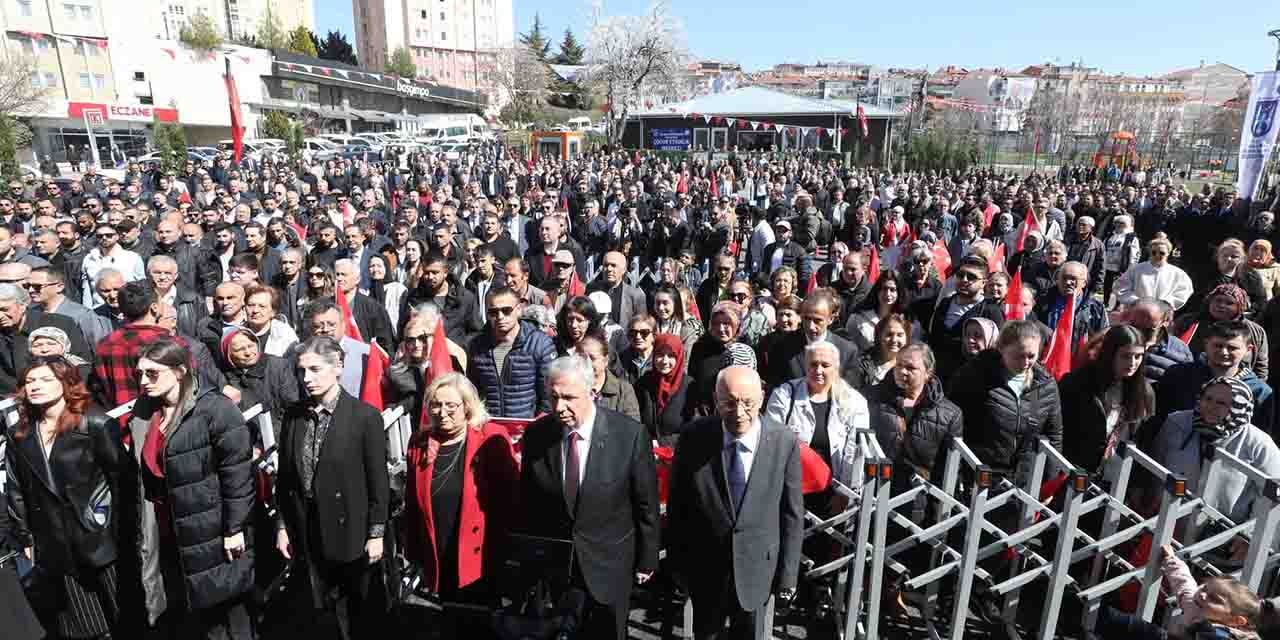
[
  {"x1": 17, "y1": 0, "x2": 31, "y2": 15},
  {"x1": 79, "y1": 72, "x2": 91, "y2": 89},
  {"x1": 64, "y1": 3, "x2": 75, "y2": 18},
  {"x1": 440, "y1": 31, "x2": 446, "y2": 40},
  {"x1": 94, "y1": 73, "x2": 105, "y2": 89},
  {"x1": 37, "y1": 38, "x2": 50, "y2": 52},
  {"x1": 44, "y1": 71, "x2": 57, "y2": 87},
  {"x1": 133, "y1": 71, "x2": 145, "y2": 81},
  {"x1": 79, "y1": 4, "x2": 91, "y2": 19},
  {"x1": 29, "y1": 71, "x2": 41, "y2": 88},
  {"x1": 440, "y1": 11, "x2": 445, "y2": 19},
  {"x1": 420, "y1": 9, "x2": 426, "y2": 17}
]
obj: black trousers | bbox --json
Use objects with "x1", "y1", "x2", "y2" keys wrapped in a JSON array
[
  {"x1": 296, "y1": 502, "x2": 377, "y2": 640},
  {"x1": 691, "y1": 578, "x2": 768, "y2": 640},
  {"x1": 145, "y1": 595, "x2": 254, "y2": 640}
]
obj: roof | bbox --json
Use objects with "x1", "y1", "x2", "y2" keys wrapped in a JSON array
[
  {"x1": 631, "y1": 85, "x2": 905, "y2": 118},
  {"x1": 549, "y1": 64, "x2": 591, "y2": 83}
]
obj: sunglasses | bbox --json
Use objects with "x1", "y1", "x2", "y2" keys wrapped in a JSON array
[
  {"x1": 955, "y1": 271, "x2": 983, "y2": 282},
  {"x1": 136, "y1": 368, "x2": 167, "y2": 381},
  {"x1": 486, "y1": 305, "x2": 517, "y2": 317},
  {"x1": 307, "y1": 271, "x2": 327, "y2": 278},
  {"x1": 403, "y1": 334, "x2": 431, "y2": 345},
  {"x1": 628, "y1": 329, "x2": 653, "y2": 338}
]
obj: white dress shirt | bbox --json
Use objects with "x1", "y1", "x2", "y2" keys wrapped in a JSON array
[
  {"x1": 722, "y1": 418, "x2": 763, "y2": 482},
  {"x1": 562, "y1": 406, "x2": 597, "y2": 486}
]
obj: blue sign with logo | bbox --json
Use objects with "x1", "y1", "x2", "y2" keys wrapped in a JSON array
[
  {"x1": 1253, "y1": 99, "x2": 1277, "y2": 138},
  {"x1": 651, "y1": 128, "x2": 691, "y2": 150}
]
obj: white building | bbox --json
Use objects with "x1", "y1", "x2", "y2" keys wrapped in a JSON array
[
  {"x1": 951, "y1": 70, "x2": 1037, "y2": 132},
  {"x1": 118, "y1": 0, "x2": 315, "y2": 42},
  {"x1": 353, "y1": 0, "x2": 513, "y2": 97}
]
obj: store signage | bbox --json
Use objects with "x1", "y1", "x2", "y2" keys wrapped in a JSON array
[
  {"x1": 68, "y1": 101, "x2": 179, "y2": 123},
  {"x1": 651, "y1": 127, "x2": 692, "y2": 150},
  {"x1": 397, "y1": 79, "x2": 431, "y2": 99}
]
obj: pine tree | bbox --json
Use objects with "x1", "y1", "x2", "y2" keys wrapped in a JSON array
[
  {"x1": 318, "y1": 30, "x2": 358, "y2": 66},
  {"x1": 519, "y1": 13, "x2": 551, "y2": 61},
  {"x1": 257, "y1": 7, "x2": 287, "y2": 49},
  {"x1": 554, "y1": 28, "x2": 584, "y2": 65}
]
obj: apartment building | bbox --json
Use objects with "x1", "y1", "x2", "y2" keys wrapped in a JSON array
[{"x1": 3, "y1": 0, "x2": 114, "y2": 103}]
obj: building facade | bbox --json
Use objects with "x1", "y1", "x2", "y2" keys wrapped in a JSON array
[
  {"x1": 353, "y1": 0, "x2": 512, "y2": 100},
  {"x1": 950, "y1": 70, "x2": 1038, "y2": 132}
]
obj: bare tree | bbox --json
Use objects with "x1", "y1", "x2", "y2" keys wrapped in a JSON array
[
  {"x1": 488, "y1": 44, "x2": 552, "y2": 126},
  {"x1": 583, "y1": 0, "x2": 688, "y2": 145},
  {"x1": 0, "y1": 54, "x2": 52, "y2": 118}
]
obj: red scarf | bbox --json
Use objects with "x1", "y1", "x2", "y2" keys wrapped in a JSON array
[{"x1": 652, "y1": 334, "x2": 686, "y2": 413}]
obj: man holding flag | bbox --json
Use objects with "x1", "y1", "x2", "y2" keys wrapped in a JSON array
[{"x1": 1031, "y1": 262, "x2": 1109, "y2": 371}]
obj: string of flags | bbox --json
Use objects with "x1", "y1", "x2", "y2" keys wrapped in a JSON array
[
  {"x1": 14, "y1": 31, "x2": 108, "y2": 49},
  {"x1": 664, "y1": 111, "x2": 854, "y2": 139}
]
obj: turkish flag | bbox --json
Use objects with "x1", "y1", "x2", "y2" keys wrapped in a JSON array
[
  {"x1": 224, "y1": 59, "x2": 244, "y2": 165},
  {"x1": 804, "y1": 271, "x2": 818, "y2": 295},
  {"x1": 866, "y1": 243, "x2": 881, "y2": 284},
  {"x1": 857, "y1": 105, "x2": 869, "y2": 138},
  {"x1": 1015, "y1": 205, "x2": 1039, "y2": 252},
  {"x1": 991, "y1": 243, "x2": 1006, "y2": 273},
  {"x1": 1179, "y1": 322, "x2": 1198, "y2": 346},
  {"x1": 568, "y1": 269, "x2": 586, "y2": 297},
  {"x1": 932, "y1": 238, "x2": 952, "y2": 279},
  {"x1": 420, "y1": 316, "x2": 454, "y2": 428},
  {"x1": 336, "y1": 285, "x2": 363, "y2": 342},
  {"x1": 710, "y1": 175, "x2": 719, "y2": 198},
  {"x1": 1042, "y1": 294, "x2": 1076, "y2": 380},
  {"x1": 359, "y1": 340, "x2": 390, "y2": 410},
  {"x1": 1004, "y1": 267, "x2": 1025, "y2": 320}
]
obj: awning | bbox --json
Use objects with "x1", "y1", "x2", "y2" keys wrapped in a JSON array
[{"x1": 350, "y1": 108, "x2": 393, "y2": 123}]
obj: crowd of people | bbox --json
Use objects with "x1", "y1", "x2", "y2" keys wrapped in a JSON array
[{"x1": 2, "y1": 141, "x2": 1280, "y2": 640}]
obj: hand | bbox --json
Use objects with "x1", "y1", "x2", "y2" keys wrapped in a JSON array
[
  {"x1": 777, "y1": 588, "x2": 797, "y2": 603},
  {"x1": 276, "y1": 528, "x2": 292, "y2": 560},
  {"x1": 366, "y1": 537, "x2": 384, "y2": 564},
  {"x1": 1160, "y1": 544, "x2": 1176, "y2": 562},
  {"x1": 224, "y1": 532, "x2": 246, "y2": 562},
  {"x1": 223, "y1": 386, "x2": 242, "y2": 404},
  {"x1": 1230, "y1": 537, "x2": 1250, "y2": 563},
  {"x1": 635, "y1": 571, "x2": 653, "y2": 585},
  {"x1": 23, "y1": 546, "x2": 32, "y2": 561}
]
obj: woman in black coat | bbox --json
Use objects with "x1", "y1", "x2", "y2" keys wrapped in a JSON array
[
  {"x1": 1057, "y1": 326, "x2": 1154, "y2": 474},
  {"x1": 947, "y1": 320, "x2": 1064, "y2": 477},
  {"x1": 124, "y1": 339, "x2": 255, "y2": 638},
  {"x1": 635, "y1": 333, "x2": 696, "y2": 445},
  {"x1": 218, "y1": 327, "x2": 302, "y2": 440},
  {"x1": 0, "y1": 490, "x2": 43, "y2": 640},
  {"x1": 5, "y1": 357, "x2": 122, "y2": 637}
]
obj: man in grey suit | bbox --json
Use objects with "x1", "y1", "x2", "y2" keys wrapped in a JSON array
[
  {"x1": 668, "y1": 366, "x2": 804, "y2": 639},
  {"x1": 25, "y1": 265, "x2": 112, "y2": 345},
  {"x1": 504, "y1": 256, "x2": 548, "y2": 308},
  {"x1": 588, "y1": 251, "x2": 648, "y2": 330}
]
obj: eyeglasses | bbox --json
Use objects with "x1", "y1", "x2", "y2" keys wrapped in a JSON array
[
  {"x1": 730, "y1": 292, "x2": 750, "y2": 302},
  {"x1": 429, "y1": 400, "x2": 463, "y2": 413},
  {"x1": 307, "y1": 271, "x2": 327, "y2": 278},
  {"x1": 628, "y1": 329, "x2": 653, "y2": 338},
  {"x1": 403, "y1": 334, "x2": 431, "y2": 345},
  {"x1": 955, "y1": 271, "x2": 983, "y2": 282},
  {"x1": 23, "y1": 282, "x2": 53, "y2": 291},
  {"x1": 486, "y1": 305, "x2": 516, "y2": 317},
  {"x1": 96, "y1": 232, "x2": 117, "y2": 239},
  {"x1": 137, "y1": 368, "x2": 168, "y2": 381}
]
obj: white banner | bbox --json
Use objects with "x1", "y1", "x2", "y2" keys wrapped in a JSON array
[{"x1": 1237, "y1": 71, "x2": 1280, "y2": 199}]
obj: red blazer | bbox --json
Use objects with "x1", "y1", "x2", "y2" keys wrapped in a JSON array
[{"x1": 403, "y1": 422, "x2": 519, "y2": 592}]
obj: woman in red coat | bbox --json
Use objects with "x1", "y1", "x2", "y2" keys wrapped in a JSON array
[{"x1": 404, "y1": 371, "x2": 519, "y2": 605}]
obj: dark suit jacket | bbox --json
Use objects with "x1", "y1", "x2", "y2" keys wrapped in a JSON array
[
  {"x1": 586, "y1": 281, "x2": 648, "y2": 330},
  {"x1": 667, "y1": 417, "x2": 803, "y2": 610},
  {"x1": 0, "y1": 310, "x2": 92, "y2": 394},
  {"x1": 518, "y1": 408, "x2": 660, "y2": 605},
  {"x1": 277, "y1": 390, "x2": 389, "y2": 564},
  {"x1": 350, "y1": 292, "x2": 395, "y2": 352},
  {"x1": 761, "y1": 331, "x2": 860, "y2": 393}
]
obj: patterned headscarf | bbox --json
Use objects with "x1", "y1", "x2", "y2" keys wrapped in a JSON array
[
  {"x1": 1192, "y1": 376, "x2": 1254, "y2": 443},
  {"x1": 720, "y1": 342, "x2": 757, "y2": 369},
  {"x1": 1207, "y1": 283, "x2": 1250, "y2": 317},
  {"x1": 27, "y1": 326, "x2": 87, "y2": 367}
]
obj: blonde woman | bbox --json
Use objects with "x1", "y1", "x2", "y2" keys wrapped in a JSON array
[
  {"x1": 403, "y1": 372, "x2": 517, "y2": 610},
  {"x1": 1114, "y1": 237, "x2": 1194, "y2": 311},
  {"x1": 764, "y1": 340, "x2": 869, "y2": 511},
  {"x1": 1200, "y1": 237, "x2": 1267, "y2": 316}
]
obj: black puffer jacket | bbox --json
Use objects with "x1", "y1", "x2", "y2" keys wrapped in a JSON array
[
  {"x1": 221, "y1": 353, "x2": 301, "y2": 442},
  {"x1": 865, "y1": 376, "x2": 963, "y2": 480},
  {"x1": 946, "y1": 349, "x2": 1064, "y2": 476},
  {"x1": 126, "y1": 388, "x2": 255, "y2": 615}
]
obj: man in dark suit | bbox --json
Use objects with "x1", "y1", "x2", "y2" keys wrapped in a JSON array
[
  {"x1": 334, "y1": 258, "x2": 395, "y2": 350},
  {"x1": 0, "y1": 282, "x2": 92, "y2": 394},
  {"x1": 276, "y1": 336, "x2": 388, "y2": 640},
  {"x1": 668, "y1": 365, "x2": 804, "y2": 639},
  {"x1": 587, "y1": 250, "x2": 647, "y2": 329},
  {"x1": 518, "y1": 355, "x2": 660, "y2": 639},
  {"x1": 761, "y1": 289, "x2": 859, "y2": 393}
]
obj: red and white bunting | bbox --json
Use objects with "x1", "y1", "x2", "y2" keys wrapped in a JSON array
[
  {"x1": 702, "y1": 114, "x2": 712, "y2": 124},
  {"x1": 725, "y1": 118, "x2": 735, "y2": 127},
  {"x1": 751, "y1": 121, "x2": 760, "y2": 130}
]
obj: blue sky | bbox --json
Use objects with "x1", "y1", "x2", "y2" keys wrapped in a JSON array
[{"x1": 315, "y1": 0, "x2": 1277, "y2": 76}]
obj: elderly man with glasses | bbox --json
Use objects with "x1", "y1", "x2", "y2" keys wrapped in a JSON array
[{"x1": 0, "y1": 281, "x2": 91, "y2": 394}]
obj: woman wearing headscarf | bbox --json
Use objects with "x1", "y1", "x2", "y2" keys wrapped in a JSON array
[
  {"x1": 1152, "y1": 377, "x2": 1280, "y2": 527},
  {"x1": 28, "y1": 326, "x2": 91, "y2": 380},
  {"x1": 364, "y1": 253, "x2": 407, "y2": 336},
  {"x1": 635, "y1": 333, "x2": 694, "y2": 445},
  {"x1": 1100, "y1": 214, "x2": 1141, "y2": 307},
  {"x1": 687, "y1": 301, "x2": 744, "y2": 417},
  {"x1": 959, "y1": 317, "x2": 1000, "y2": 364},
  {"x1": 1191, "y1": 238, "x2": 1268, "y2": 318},
  {"x1": 1171, "y1": 283, "x2": 1269, "y2": 382}
]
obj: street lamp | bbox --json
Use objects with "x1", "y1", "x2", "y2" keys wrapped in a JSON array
[{"x1": 1270, "y1": 29, "x2": 1280, "y2": 71}]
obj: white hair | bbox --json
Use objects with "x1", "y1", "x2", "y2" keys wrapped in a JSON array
[
  {"x1": 333, "y1": 258, "x2": 356, "y2": 272},
  {"x1": 147, "y1": 255, "x2": 178, "y2": 271},
  {"x1": 0, "y1": 282, "x2": 29, "y2": 306},
  {"x1": 95, "y1": 267, "x2": 124, "y2": 288},
  {"x1": 546, "y1": 354, "x2": 594, "y2": 393},
  {"x1": 714, "y1": 365, "x2": 762, "y2": 402}
]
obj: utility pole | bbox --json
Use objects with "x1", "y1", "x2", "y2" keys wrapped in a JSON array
[{"x1": 1270, "y1": 29, "x2": 1280, "y2": 70}]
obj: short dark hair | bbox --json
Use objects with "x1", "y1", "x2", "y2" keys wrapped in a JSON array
[
  {"x1": 485, "y1": 285, "x2": 519, "y2": 306},
  {"x1": 228, "y1": 252, "x2": 260, "y2": 272},
  {"x1": 1204, "y1": 320, "x2": 1251, "y2": 344},
  {"x1": 118, "y1": 280, "x2": 158, "y2": 321},
  {"x1": 423, "y1": 251, "x2": 448, "y2": 268},
  {"x1": 31, "y1": 265, "x2": 64, "y2": 285}
]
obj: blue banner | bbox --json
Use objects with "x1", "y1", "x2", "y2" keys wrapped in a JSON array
[{"x1": 651, "y1": 128, "x2": 691, "y2": 150}]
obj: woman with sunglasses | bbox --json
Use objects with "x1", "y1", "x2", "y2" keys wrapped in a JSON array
[
  {"x1": 124, "y1": 339, "x2": 255, "y2": 638},
  {"x1": 5, "y1": 357, "x2": 123, "y2": 638},
  {"x1": 298, "y1": 263, "x2": 336, "y2": 316}
]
